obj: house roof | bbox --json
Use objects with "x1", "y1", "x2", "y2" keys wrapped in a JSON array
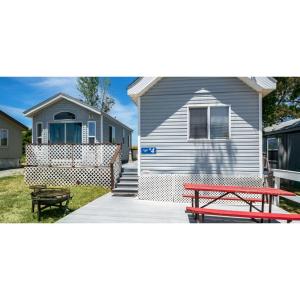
[
  {"x1": 23, "y1": 92, "x2": 133, "y2": 132},
  {"x1": 0, "y1": 110, "x2": 28, "y2": 130},
  {"x1": 264, "y1": 118, "x2": 300, "y2": 135},
  {"x1": 127, "y1": 77, "x2": 277, "y2": 103}
]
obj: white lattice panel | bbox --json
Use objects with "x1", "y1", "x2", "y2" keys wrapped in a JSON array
[
  {"x1": 139, "y1": 174, "x2": 263, "y2": 203},
  {"x1": 25, "y1": 166, "x2": 112, "y2": 188},
  {"x1": 26, "y1": 144, "x2": 118, "y2": 168},
  {"x1": 138, "y1": 175, "x2": 173, "y2": 201}
]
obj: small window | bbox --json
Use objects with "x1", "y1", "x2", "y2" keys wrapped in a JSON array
[
  {"x1": 267, "y1": 137, "x2": 279, "y2": 168},
  {"x1": 88, "y1": 121, "x2": 96, "y2": 144},
  {"x1": 0, "y1": 129, "x2": 8, "y2": 147},
  {"x1": 122, "y1": 129, "x2": 125, "y2": 145},
  {"x1": 210, "y1": 107, "x2": 229, "y2": 139},
  {"x1": 36, "y1": 123, "x2": 42, "y2": 144},
  {"x1": 189, "y1": 107, "x2": 208, "y2": 139},
  {"x1": 188, "y1": 106, "x2": 230, "y2": 140},
  {"x1": 109, "y1": 126, "x2": 116, "y2": 143},
  {"x1": 54, "y1": 112, "x2": 76, "y2": 120}
]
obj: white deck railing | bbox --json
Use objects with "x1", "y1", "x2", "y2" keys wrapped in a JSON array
[
  {"x1": 26, "y1": 144, "x2": 119, "y2": 168},
  {"x1": 273, "y1": 169, "x2": 300, "y2": 205}
]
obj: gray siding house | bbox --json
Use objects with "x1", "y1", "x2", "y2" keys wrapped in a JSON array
[
  {"x1": 128, "y1": 77, "x2": 277, "y2": 201},
  {"x1": 0, "y1": 110, "x2": 28, "y2": 169},
  {"x1": 24, "y1": 93, "x2": 132, "y2": 162},
  {"x1": 264, "y1": 118, "x2": 300, "y2": 171}
]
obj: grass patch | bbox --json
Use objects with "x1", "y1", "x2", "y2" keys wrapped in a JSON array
[
  {"x1": 280, "y1": 198, "x2": 300, "y2": 214},
  {"x1": 0, "y1": 175, "x2": 109, "y2": 223}
]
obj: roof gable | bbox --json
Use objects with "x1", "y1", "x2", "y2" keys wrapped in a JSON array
[
  {"x1": 23, "y1": 93, "x2": 133, "y2": 132},
  {"x1": 0, "y1": 110, "x2": 28, "y2": 130},
  {"x1": 127, "y1": 77, "x2": 277, "y2": 103}
]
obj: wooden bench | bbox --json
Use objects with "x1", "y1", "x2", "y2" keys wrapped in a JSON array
[
  {"x1": 183, "y1": 194, "x2": 263, "y2": 207},
  {"x1": 186, "y1": 206, "x2": 300, "y2": 223}
]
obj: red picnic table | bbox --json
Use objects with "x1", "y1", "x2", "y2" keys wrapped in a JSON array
[{"x1": 184, "y1": 183, "x2": 296, "y2": 223}]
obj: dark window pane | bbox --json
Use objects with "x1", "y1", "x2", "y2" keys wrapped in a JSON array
[
  {"x1": 267, "y1": 138, "x2": 278, "y2": 150},
  {"x1": 109, "y1": 126, "x2": 112, "y2": 143},
  {"x1": 37, "y1": 137, "x2": 42, "y2": 145},
  {"x1": 49, "y1": 123, "x2": 65, "y2": 144},
  {"x1": 1, "y1": 129, "x2": 8, "y2": 146},
  {"x1": 189, "y1": 108, "x2": 207, "y2": 139},
  {"x1": 210, "y1": 107, "x2": 229, "y2": 139},
  {"x1": 89, "y1": 137, "x2": 95, "y2": 144},
  {"x1": 88, "y1": 122, "x2": 96, "y2": 137},
  {"x1": 66, "y1": 123, "x2": 82, "y2": 144},
  {"x1": 37, "y1": 123, "x2": 42, "y2": 137},
  {"x1": 54, "y1": 112, "x2": 76, "y2": 120}
]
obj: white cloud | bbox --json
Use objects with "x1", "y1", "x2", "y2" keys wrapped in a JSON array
[
  {"x1": 108, "y1": 99, "x2": 138, "y2": 145},
  {"x1": 31, "y1": 77, "x2": 79, "y2": 96}
]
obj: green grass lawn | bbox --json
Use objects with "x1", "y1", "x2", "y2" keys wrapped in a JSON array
[
  {"x1": 280, "y1": 198, "x2": 300, "y2": 214},
  {"x1": 0, "y1": 175, "x2": 109, "y2": 223}
]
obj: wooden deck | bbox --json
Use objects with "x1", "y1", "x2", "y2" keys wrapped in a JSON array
[{"x1": 58, "y1": 193, "x2": 290, "y2": 223}]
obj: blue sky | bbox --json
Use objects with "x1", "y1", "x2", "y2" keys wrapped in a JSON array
[{"x1": 0, "y1": 77, "x2": 138, "y2": 144}]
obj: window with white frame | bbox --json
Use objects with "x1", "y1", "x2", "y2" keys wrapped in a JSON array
[
  {"x1": 109, "y1": 125, "x2": 116, "y2": 143},
  {"x1": 188, "y1": 105, "x2": 230, "y2": 140},
  {"x1": 88, "y1": 121, "x2": 96, "y2": 144},
  {"x1": 267, "y1": 137, "x2": 278, "y2": 166},
  {"x1": 36, "y1": 123, "x2": 42, "y2": 144},
  {"x1": 0, "y1": 129, "x2": 8, "y2": 147}
]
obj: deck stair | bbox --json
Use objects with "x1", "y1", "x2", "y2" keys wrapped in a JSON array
[{"x1": 112, "y1": 166, "x2": 138, "y2": 196}]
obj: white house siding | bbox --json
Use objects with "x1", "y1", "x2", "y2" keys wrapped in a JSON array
[
  {"x1": 32, "y1": 99, "x2": 102, "y2": 144},
  {"x1": 138, "y1": 77, "x2": 263, "y2": 202},
  {"x1": 140, "y1": 77, "x2": 261, "y2": 176}
]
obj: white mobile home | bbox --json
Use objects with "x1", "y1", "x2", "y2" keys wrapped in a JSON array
[{"x1": 128, "y1": 77, "x2": 276, "y2": 202}]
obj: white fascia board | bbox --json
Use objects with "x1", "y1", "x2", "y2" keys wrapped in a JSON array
[
  {"x1": 128, "y1": 77, "x2": 277, "y2": 102},
  {"x1": 127, "y1": 77, "x2": 162, "y2": 104}
]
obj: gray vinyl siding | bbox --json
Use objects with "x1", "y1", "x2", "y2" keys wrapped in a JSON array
[
  {"x1": 103, "y1": 115, "x2": 131, "y2": 161},
  {"x1": 140, "y1": 77, "x2": 261, "y2": 175},
  {"x1": 0, "y1": 116, "x2": 23, "y2": 160},
  {"x1": 32, "y1": 99, "x2": 102, "y2": 144}
]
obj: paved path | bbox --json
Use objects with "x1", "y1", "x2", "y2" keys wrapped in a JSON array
[
  {"x1": 0, "y1": 168, "x2": 24, "y2": 178},
  {"x1": 58, "y1": 192, "x2": 289, "y2": 223}
]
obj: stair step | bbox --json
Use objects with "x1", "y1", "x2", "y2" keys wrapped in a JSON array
[
  {"x1": 116, "y1": 182, "x2": 138, "y2": 188},
  {"x1": 122, "y1": 172, "x2": 138, "y2": 176},
  {"x1": 119, "y1": 176, "x2": 139, "y2": 181},
  {"x1": 112, "y1": 187, "x2": 138, "y2": 193},
  {"x1": 122, "y1": 168, "x2": 138, "y2": 173}
]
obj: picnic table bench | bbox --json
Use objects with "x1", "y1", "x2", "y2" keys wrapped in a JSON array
[
  {"x1": 184, "y1": 183, "x2": 296, "y2": 223},
  {"x1": 186, "y1": 207, "x2": 300, "y2": 223},
  {"x1": 30, "y1": 185, "x2": 72, "y2": 221}
]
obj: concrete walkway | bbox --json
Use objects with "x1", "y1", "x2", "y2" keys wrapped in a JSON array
[
  {"x1": 58, "y1": 192, "x2": 289, "y2": 223},
  {"x1": 0, "y1": 168, "x2": 24, "y2": 178}
]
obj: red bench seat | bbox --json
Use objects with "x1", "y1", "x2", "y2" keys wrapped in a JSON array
[
  {"x1": 183, "y1": 194, "x2": 262, "y2": 203},
  {"x1": 186, "y1": 207, "x2": 300, "y2": 222}
]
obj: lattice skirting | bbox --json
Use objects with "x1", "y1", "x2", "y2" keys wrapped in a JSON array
[
  {"x1": 25, "y1": 166, "x2": 112, "y2": 188},
  {"x1": 138, "y1": 174, "x2": 263, "y2": 204}
]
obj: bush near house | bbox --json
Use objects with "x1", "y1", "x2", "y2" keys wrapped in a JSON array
[{"x1": 0, "y1": 175, "x2": 109, "y2": 223}]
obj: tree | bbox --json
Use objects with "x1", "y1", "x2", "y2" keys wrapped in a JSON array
[
  {"x1": 77, "y1": 77, "x2": 115, "y2": 113},
  {"x1": 22, "y1": 129, "x2": 32, "y2": 154},
  {"x1": 263, "y1": 77, "x2": 300, "y2": 126}
]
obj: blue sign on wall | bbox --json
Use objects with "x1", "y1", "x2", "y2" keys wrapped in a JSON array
[{"x1": 141, "y1": 147, "x2": 157, "y2": 154}]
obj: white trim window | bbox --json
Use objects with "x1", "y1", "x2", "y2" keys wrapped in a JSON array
[
  {"x1": 188, "y1": 105, "x2": 230, "y2": 140},
  {"x1": 0, "y1": 129, "x2": 8, "y2": 147},
  {"x1": 109, "y1": 125, "x2": 116, "y2": 143},
  {"x1": 36, "y1": 122, "x2": 43, "y2": 144},
  {"x1": 267, "y1": 137, "x2": 279, "y2": 167},
  {"x1": 88, "y1": 121, "x2": 96, "y2": 144}
]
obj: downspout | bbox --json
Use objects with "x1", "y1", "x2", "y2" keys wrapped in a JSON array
[
  {"x1": 137, "y1": 96, "x2": 141, "y2": 177},
  {"x1": 259, "y1": 92, "x2": 263, "y2": 178}
]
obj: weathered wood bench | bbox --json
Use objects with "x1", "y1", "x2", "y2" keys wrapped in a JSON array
[
  {"x1": 186, "y1": 207, "x2": 300, "y2": 223},
  {"x1": 30, "y1": 186, "x2": 72, "y2": 221}
]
